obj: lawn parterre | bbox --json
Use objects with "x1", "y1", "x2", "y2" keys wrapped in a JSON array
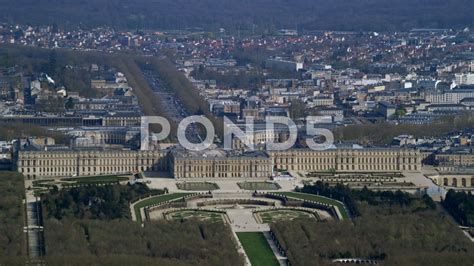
[
  {"x1": 176, "y1": 182, "x2": 219, "y2": 191},
  {"x1": 167, "y1": 210, "x2": 225, "y2": 222},
  {"x1": 236, "y1": 232, "x2": 279, "y2": 266},
  {"x1": 133, "y1": 193, "x2": 191, "y2": 223},
  {"x1": 258, "y1": 209, "x2": 316, "y2": 224},
  {"x1": 62, "y1": 175, "x2": 129, "y2": 184},
  {"x1": 275, "y1": 192, "x2": 350, "y2": 220},
  {"x1": 238, "y1": 182, "x2": 280, "y2": 190}
]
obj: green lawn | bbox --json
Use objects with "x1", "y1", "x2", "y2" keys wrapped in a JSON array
[
  {"x1": 236, "y1": 232, "x2": 279, "y2": 266},
  {"x1": 275, "y1": 192, "x2": 350, "y2": 220},
  {"x1": 133, "y1": 193, "x2": 191, "y2": 223}
]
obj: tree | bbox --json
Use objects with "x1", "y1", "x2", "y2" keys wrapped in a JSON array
[{"x1": 289, "y1": 99, "x2": 306, "y2": 119}]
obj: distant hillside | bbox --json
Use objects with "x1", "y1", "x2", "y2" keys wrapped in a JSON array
[{"x1": 0, "y1": 0, "x2": 472, "y2": 32}]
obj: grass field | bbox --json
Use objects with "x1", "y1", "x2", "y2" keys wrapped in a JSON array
[
  {"x1": 236, "y1": 232, "x2": 279, "y2": 266},
  {"x1": 275, "y1": 192, "x2": 350, "y2": 220},
  {"x1": 133, "y1": 193, "x2": 191, "y2": 223},
  {"x1": 258, "y1": 209, "x2": 315, "y2": 224},
  {"x1": 167, "y1": 210, "x2": 225, "y2": 222},
  {"x1": 176, "y1": 182, "x2": 219, "y2": 191},
  {"x1": 238, "y1": 182, "x2": 280, "y2": 191}
]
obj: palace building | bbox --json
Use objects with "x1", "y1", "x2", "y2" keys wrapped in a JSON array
[
  {"x1": 17, "y1": 149, "x2": 168, "y2": 179},
  {"x1": 170, "y1": 149, "x2": 272, "y2": 179},
  {"x1": 17, "y1": 146, "x2": 422, "y2": 180},
  {"x1": 269, "y1": 148, "x2": 422, "y2": 172}
]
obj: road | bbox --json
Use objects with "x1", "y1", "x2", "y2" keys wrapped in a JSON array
[
  {"x1": 25, "y1": 191, "x2": 45, "y2": 257},
  {"x1": 142, "y1": 70, "x2": 202, "y2": 143}
]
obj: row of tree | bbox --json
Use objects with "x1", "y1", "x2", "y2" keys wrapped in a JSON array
[
  {"x1": 139, "y1": 57, "x2": 224, "y2": 138},
  {"x1": 0, "y1": 172, "x2": 26, "y2": 263}
]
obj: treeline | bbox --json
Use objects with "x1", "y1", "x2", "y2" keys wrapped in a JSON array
[
  {"x1": 271, "y1": 204, "x2": 474, "y2": 265},
  {"x1": 190, "y1": 65, "x2": 300, "y2": 89},
  {"x1": 191, "y1": 67, "x2": 264, "y2": 89},
  {"x1": 0, "y1": 172, "x2": 26, "y2": 263},
  {"x1": 110, "y1": 55, "x2": 177, "y2": 138},
  {"x1": 0, "y1": 122, "x2": 68, "y2": 144},
  {"x1": 333, "y1": 113, "x2": 474, "y2": 145},
  {"x1": 443, "y1": 190, "x2": 474, "y2": 227},
  {"x1": 42, "y1": 183, "x2": 162, "y2": 220},
  {"x1": 0, "y1": 0, "x2": 472, "y2": 32},
  {"x1": 44, "y1": 219, "x2": 243, "y2": 265},
  {"x1": 297, "y1": 182, "x2": 436, "y2": 217}
]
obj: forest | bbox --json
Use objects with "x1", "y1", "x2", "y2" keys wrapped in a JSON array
[
  {"x1": 271, "y1": 192, "x2": 474, "y2": 265},
  {"x1": 39, "y1": 181, "x2": 243, "y2": 264},
  {"x1": 0, "y1": 0, "x2": 472, "y2": 32},
  {"x1": 297, "y1": 181, "x2": 436, "y2": 217},
  {"x1": 0, "y1": 172, "x2": 26, "y2": 264},
  {"x1": 41, "y1": 183, "x2": 163, "y2": 220},
  {"x1": 43, "y1": 219, "x2": 243, "y2": 265},
  {"x1": 443, "y1": 190, "x2": 474, "y2": 227}
]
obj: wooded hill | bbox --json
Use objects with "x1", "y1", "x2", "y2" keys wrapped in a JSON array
[{"x1": 0, "y1": 0, "x2": 472, "y2": 32}]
